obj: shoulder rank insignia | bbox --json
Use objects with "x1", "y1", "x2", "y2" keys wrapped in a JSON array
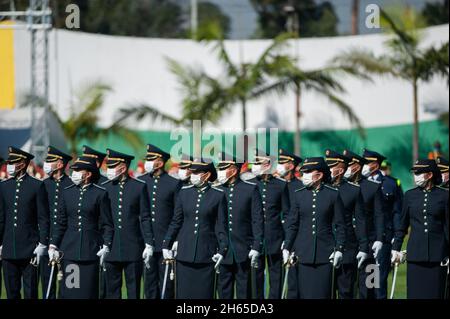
[
  {"x1": 181, "y1": 185, "x2": 194, "y2": 190},
  {"x1": 243, "y1": 180, "x2": 256, "y2": 186},
  {"x1": 93, "y1": 184, "x2": 106, "y2": 190},
  {"x1": 295, "y1": 186, "x2": 306, "y2": 192},
  {"x1": 324, "y1": 184, "x2": 338, "y2": 191}
]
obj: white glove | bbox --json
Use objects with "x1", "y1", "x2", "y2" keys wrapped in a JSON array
[
  {"x1": 162, "y1": 248, "x2": 174, "y2": 260},
  {"x1": 48, "y1": 245, "x2": 60, "y2": 262},
  {"x1": 442, "y1": 256, "x2": 449, "y2": 267},
  {"x1": 390, "y1": 250, "x2": 404, "y2": 265},
  {"x1": 142, "y1": 244, "x2": 154, "y2": 268},
  {"x1": 372, "y1": 241, "x2": 383, "y2": 259},
  {"x1": 280, "y1": 241, "x2": 285, "y2": 251},
  {"x1": 96, "y1": 245, "x2": 110, "y2": 267},
  {"x1": 212, "y1": 253, "x2": 224, "y2": 270},
  {"x1": 356, "y1": 251, "x2": 369, "y2": 269},
  {"x1": 329, "y1": 251, "x2": 343, "y2": 268},
  {"x1": 282, "y1": 249, "x2": 290, "y2": 265},
  {"x1": 248, "y1": 249, "x2": 260, "y2": 268},
  {"x1": 171, "y1": 241, "x2": 178, "y2": 258},
  {"x1": 33, "y1": 243, "x2": 47, "y2": 265}
]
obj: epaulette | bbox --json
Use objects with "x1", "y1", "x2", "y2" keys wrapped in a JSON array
[
  {"x1": 101, "y1": 179, "x2": 111, "y2": 185},
  {"x1": 295, "y1": 186, "x2": 306, "y2": 192},
  {"x1": 367, "y1": 179, "x2": 381, "y2": 184},
  {"x1": 275, "y1": 177, "x2": 287, "y2": 182},
  {"x1": 64, "y1": 184, "x2": 76, "y2": 190},
  {"x1": 93, "y1": 184, "x2": 106, "y2": 190},
  {"x1": 212, "y1": 186, "x2": 224, "y2": 192},
  {"x1": 347, "y1": 181, "x2": 360, "y2": 188},
  {"x1": 437, "y1": 186, "x2": 449, "y2": 191},
  {"x1": 324, "y1": 185, "x2": 338, "y2": 191},
  {"x1": 181, "y1": 185, "x2": 194, "y2": 190},
  {"x1": 131, "y1": 177, "x2": 146, "y2": 184},
  {"x1": 0, "y1": 177, "x2": 12, "y2": 183},
  {"x1": 243, "y1": 180, "x2": 256, "y2": 186}
]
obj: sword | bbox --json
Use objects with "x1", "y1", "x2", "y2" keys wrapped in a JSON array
[
  {"x1": 251, "y1": 262, "x2": 258, "y2": 299},
  {"x1": 390, "y1": 250, "x2": 407, "y2": 299},
  {"x1": 441, "y1": 257, "x2": 449, "y2": 299},
  {"x1": 46, "y1": 260, "x2": 56, "y2": 300},
  {"x1": 161, "y1": 259, "x2": 170, "y2": 299},
  {"x1": 281, "y1": 252, "x2": 297, "y2": 299}
]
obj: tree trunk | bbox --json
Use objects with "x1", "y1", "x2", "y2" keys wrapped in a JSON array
[
  {"x1": 351, "y1": 0, "x2": 359, "y2": 35},
  {"x1": 242, "y1": 98, "x2": 247, "y2": 131},
  {"x1": 412, "y1": 79, "x2": 419, "y2": 163},
  {"x1": 294, "y1": 83, "x2": 301, "y2": 156}
]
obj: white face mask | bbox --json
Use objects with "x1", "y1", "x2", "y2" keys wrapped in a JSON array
[
  {"x1": 7, "y1": 164, "x2": 16, "y2": 177},
  {"x1": 330, "y1": 167, "x2": 343, "y2": 182},
  {"x1": 190, "y1": 173, "x2": 203, "y2": 187},
  {"x1": 414, "y1": 173, "x2": 428, "y2": 187},
  {"x1": 344, "y1": 167, "x2": 354, "y2": 179},
  {"x1": 217, "y1": 170, "x2": 229, "y2": 185},
  {"x1": 106, "y1": 168, "x2": 118, "y2": 181},
  {"x1": 178, "y1": 168, "x2": 189, "y2": 181},
  {"x1": 144, "y1": 161, "x2": 155, "y2": 174},
  {"x1": 361, "y1": 164, "x2": 373, "y2": 177},
  {"x1": 302, "y1": 172, "x2": 314, "y2": 187},
  {"x1": 252, "y1": 164, "x2": 262, "y2": 176},
  {"x1": 277, "y1": 164, "x2": 287, "y2": 177},
  {"x1": 71, "y1": 171, "x2": 84, "y2": 185},
  {"x1": 442, "y1": 172, "x2": 449, "y2": 185},
  {"x1": 43, "y1": 162, "x2": 55, "y2": 175}
]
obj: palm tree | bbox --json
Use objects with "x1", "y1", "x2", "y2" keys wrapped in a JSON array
[{"x1": 333, "y1": 9, "x2": 449, "y2": 162}]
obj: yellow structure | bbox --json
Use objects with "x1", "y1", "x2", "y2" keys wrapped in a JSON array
[{"x1": 0, "y1": 21, "x2": 15, "y2": 109}]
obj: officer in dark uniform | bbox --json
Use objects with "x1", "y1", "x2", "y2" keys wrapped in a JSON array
[
  {"x1": 42, "y1": 146, "x2": 73, "y2": 299},
  {"x1": 325, "y1": 150, "x2": 367, "y2": 299},
  {"x1": 0, "y1": 155, "x2": 3, "y2": 298},
  {"x1": 248, "y1": 149, "x2": 290, "y2": 299},
  {"x1": 49, "y1": 156, "x2": 114, "y2": 299},
  {"x1": 139, "y1": 144, "x2": 182, "y2": 299},
  {"x1": 342, "y1": 150, "x2": 384, "y2": 299},
  {"x1": 101, "y1": 149, "x2": 154, "y2": 299},
  {"x1": 81, "y1": 145, "x2": 108, "y2": 298},
  {"x1": 162, "y1": 159, "x2": 228, "y2": 299},
  {"x1": 284, "y1": 157, "x2": 346, "y2": 299},
  {"x1": 361, "y1": 149, "x2": 403, "y2": 299},
  {"x1": 392, "y1": 159, "x2": 448, "y2": 299},
  {"x1": 276, "y1": 149, "x2": 302, "y2": 299},
  {"x1": 0, "y1": 147, "x2": 50, "y2": 299},
  {"x1": 177, "y1": 154, "x2": 193, "y2": 185},
  {"x1": 215, "y1": 152, "x2": 264, "y2": 299},
  {"x1": 436, "y1": 157, "x2": 449, "y2": 189}
]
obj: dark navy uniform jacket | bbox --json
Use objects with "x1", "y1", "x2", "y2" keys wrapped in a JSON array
[
  {"x1": 359, "y1": 177, "x2": 385, "y2": 243},
  {"x1": 139, "y1": 172, "x2": 182, "y2": 252},
  {"x1": 0, "y1": 174, "x2": 50, "y2": 260},
  {"x1": 335, "y1": 180, "x2": 369, "y2": 263},
  {"x1": 369, "y1": 172, "x2": 403, "y2": 243},
  {"x1": 51, "y1": 183, "x2": 114, "y2": 261},
  {"x1": 248, "y1": 175, "x2": 290, "y2": 255},
  {"x1": 102, "y1": 177, "x2": 154, "y2": 262},
  {"x1": 393, "y1": 186, "x2": 449, "y2": 263},
  {"x1": 162, "y1": 184, "x2": 228, "y2": 264},
  {"x1": 285, "y1": 184, "x2": 346, "y2": 264},
  {"x1": 217, "y1": 178, "x2": 264, "y2": 264},
  {"x1": 43, "y1": 174, "x2": 73, "y2": 242}
]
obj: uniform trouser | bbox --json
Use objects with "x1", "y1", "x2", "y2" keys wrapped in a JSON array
[
  {"x1": 176, "y1": 260, "x2": 215, "y2": 299},
  {"x1": 357, "y1": 257, "x2": 376, "y2": 299},
  {"x1": 39, "y1": 254, "x2": 58, "y2": 299},
  {"x1": 287, "y1": 264, "x2": 299, "y2": 299},
  {"x1": 105, "y1": 261, "x2": 143, "y2": 299},
  {"x1": 144, "y1": 251, "x2": 174, "y2": 299},
  {"x1": 407, "y1": 262, "x2": 447, "y2": 299},
  {"x1": 375, "y1": 242, "x2": 391, "y2": 299},
  {"x1": 60, "y1": 260, "x2": 99, "y2": 299},
  {"x1": 2, "y1": 259, "x2": 38, "y2": 299},
  {"x1": 335, "y1": 262, "x2": 357, "y2": 299},
  {"x1": 298, "y1": 263, "x2": 333, "y2": 299},
  {"x1": 255, "y1": 253, "x2": 282, "y2": 299},
  {"x1": 218, "y1": 260, "x2": 252, "y2": 299}
]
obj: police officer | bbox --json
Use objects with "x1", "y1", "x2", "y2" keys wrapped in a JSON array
[
  {"x1": 392, "y1": 159, "x2": 448, "y2": 299},
  {"x1": 276, "y1": 149, "x2": 302, "y2": 299},
  {"x1": 81, "y1": 145, "x2": 108, "y2": 184},
  {"x1": 162, "y1": 158, "x2": 228, "y2": 299},
  {"x1": 325, "y1": 150, "x2": 367, "y2": 299},
  {"x1": 342, "y1": 150, "x2": 384, "y2": 299},
  {"x1": 48, "y1": 156, "x2": 114, "y2": 299},
  {"x1": 0, "y1": 155, "x2": 4, "y2": 298},
  {"x1": 177, "y1": 154, "x2": 193, "y2": 185},
  {"x1": 283, "y1": 157, "x2": 346, "y2": 299},
  {"x1": 248, "y1": 149, "x2": 290, "y2": 299},
  {"x1": 101, "y1": 149, "x2": 154, "y2": 299},
  {"x1": 42, "y1": 146, "x2": 73, "y2": 299},
  {"x1": 436, "y1": 157, "x2": 449, "y2": 189},
  {"x1": 215, "y1": 152, "x2": 264, "y2": 299},
  {"x1": 139, "y1": 144, "x2": 182, "y2": 299},
  {"x1": 0, "y1": 147, "x2": 50, "y2": 299},
  {"x1": 361, "y1": 149, "x2": 402, "y2": 299}
]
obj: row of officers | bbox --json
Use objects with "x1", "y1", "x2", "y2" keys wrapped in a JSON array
[{"x1": 0, "y1": 145, "x2": 448, "y2": 299}]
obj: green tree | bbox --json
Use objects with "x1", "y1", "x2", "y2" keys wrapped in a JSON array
[
  {"x1": 422, "y1": 0, "x2": 449, "y2": 26},
  {"x1": 250, "y1": 0, "x2": 338, "y2": 38},
  {"x1": 333, "y1": 9, "x2": 449, "y2": 163}
]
